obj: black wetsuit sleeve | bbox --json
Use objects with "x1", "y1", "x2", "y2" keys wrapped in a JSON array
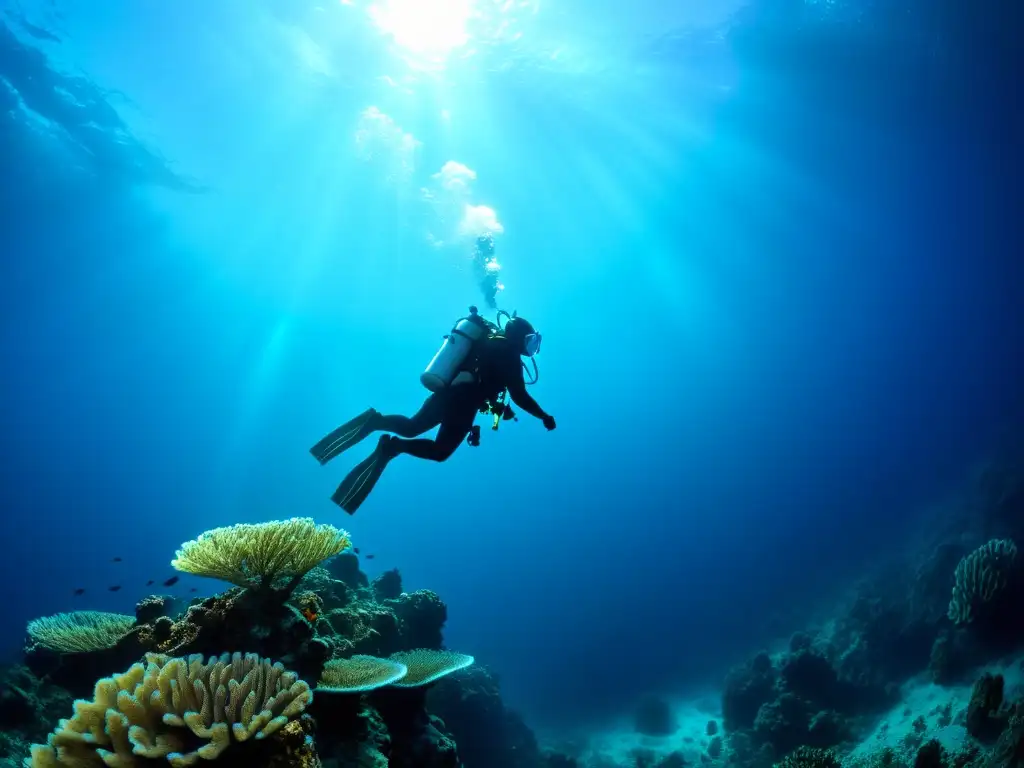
[{"x1": 505, "y1": 359, "x2": 548, "y2": 421}]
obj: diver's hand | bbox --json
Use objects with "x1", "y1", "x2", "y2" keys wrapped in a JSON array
[{"x1": 542, "y1": 414, "x2": 557, "y2": 431}]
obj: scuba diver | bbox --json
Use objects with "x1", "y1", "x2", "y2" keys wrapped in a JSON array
[
  {"x1": 310, "y1": 307, "x2": 555, "y2": 515},
  {"x1": 471, "y1": 234, "x2": 502, "y2": 309}
]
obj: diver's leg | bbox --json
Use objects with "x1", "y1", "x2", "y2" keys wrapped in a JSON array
[
  {"x1": 310, "y1": 408, "x2": 381, "y2": 465},
  {"x1": 331, "y1": 436, "x2": 395, "y2": 515},
  {"x1": 390, "y1": 396, "x2": 477, "y2": 462},
  {"x1": 374, "y1": 393, "x2": 445, "y2": 437}
]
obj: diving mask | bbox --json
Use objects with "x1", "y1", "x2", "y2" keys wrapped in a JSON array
[{"x1": 524, "y1": 332, "x2": 542, "y2": 357}]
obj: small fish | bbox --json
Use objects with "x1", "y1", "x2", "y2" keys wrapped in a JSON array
[
  {"x1": 111, "y1": 557, "x2": 122, "y2": 562},
  {"x1": 163, "y1": 576, "x2": 179, "y2": 587},
  {"x1": 146, "y1": 580, "x2": 154, "y2": 586},
  {"x1": 365, "y1": 554, "x2": 375, "y2": 560},
  {"x1": 73, "y1": 588, "x2": 85, "y2": 596},
  {"x1": 189, "y1": 588, "x2": 197, "y2": 593},
  {"x1": 108, "y1": 585, "x2": 122, "y2": 592},
  {"x1": 353, "y1": 547, "x2": 360, "y2": 554}
]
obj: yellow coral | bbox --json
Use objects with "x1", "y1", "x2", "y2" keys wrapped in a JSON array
[
  {"x1": 26, "y1": 652, "x2": 314, "y2": 767},
  {"x1": 26, "y1": 611, "x2": 136, "y2": 654},
  {"x1": 171, "y1": 517, "x2": 351, "y2": 590}
]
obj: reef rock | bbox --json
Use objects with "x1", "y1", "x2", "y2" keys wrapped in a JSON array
[
  {"x1": 723, "y1": 652, "x2": 777, "y2": 731},
  {"x1": 427, "y1": 665, "x2": 542, "y2": 768}
]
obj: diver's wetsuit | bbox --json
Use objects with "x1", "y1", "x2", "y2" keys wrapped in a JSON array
[{"x1": 377, "y1": 336, "x2": 548, "y2": 462}]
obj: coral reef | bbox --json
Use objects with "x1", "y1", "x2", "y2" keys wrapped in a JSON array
[
  {"x1": 12, "y1": 453, "x2": 1023, "y2": 768},
  {"x1": 722, "y1": 455, "x2": 1024, "y2": 768},
  {"x1": 427, "y1": 664, "x2": 544, "y2": 768},
  {"x1": 372, "y1": 569, "x2": 403, "y2": 602},
  {"x1": 724, "y1": 652, "x2": 778, "y2": 732},
  {"x1": 722, "y1": 643, "x2": 888, "y2": 762},
  {"x1": 7, "y1": 520, "x2": 518, "y2": 768}
]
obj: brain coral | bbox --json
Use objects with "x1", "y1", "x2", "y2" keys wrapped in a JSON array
[
  {"x1": 948, "y1": 538, "x2": 1018, "y2": 625},
  {"x1": 26, "y1": 651, "x2": 313, "y2": 767}
]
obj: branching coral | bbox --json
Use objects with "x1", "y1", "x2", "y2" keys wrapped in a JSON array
[
  {"x1": 26, "y1": 611, "x2": 136, "y2": 654},
  {"x1": 171, "y1": 517, "x2": 351, "y2": 594},
  {"x1": 948, "y1": 538, "x2": 1018, "y2": 625},
  {"x1": 26, "y1": 651, "x2": 313, "y2": 767}
]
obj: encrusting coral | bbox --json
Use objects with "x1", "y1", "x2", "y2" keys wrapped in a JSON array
[
  {"x1": 315, "y1": 651, "x2": 475, "y2": 694},
  {"x1": 317, "y1": 656, "x2": 409, "y2": 693},
  {"x1": 389, "y1": 650, "x2": 476, "y2": 687},
  {"x1": 26, "y1": 612, "x2": 136, "y2": 654},
  {"x1": 171, "y1": 517, "x2": 351, "y2": 595},
  {"x1": 948, "y1": 538, "x2": 1018, "y2": 625},
  {"x1": 25, "y1": 651, "x2": 313, "y2": 767}
]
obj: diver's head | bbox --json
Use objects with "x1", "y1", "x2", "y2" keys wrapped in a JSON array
[{"x1": 504, "y1": 316, "x2": 542, "y2": 357}]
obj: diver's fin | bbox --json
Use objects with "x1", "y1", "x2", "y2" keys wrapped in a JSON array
[
  {"x1": 331, "y1": 436, "x2": 394, "y2": 515},
  {"x1": 310, "y1": 408, "x2": 379, "y2": 465}
]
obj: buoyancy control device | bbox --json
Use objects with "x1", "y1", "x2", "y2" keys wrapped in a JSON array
[
  {"x1": 421, "y1": 306, "x2": 539, "y2": 447},
  {"x1": 419, "y1": 306, "x2": 496, "y2": 392}
]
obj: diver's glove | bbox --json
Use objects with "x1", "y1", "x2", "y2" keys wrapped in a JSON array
[{"x1": 542, "y1": 414, "x2": 557, "y2": 431}]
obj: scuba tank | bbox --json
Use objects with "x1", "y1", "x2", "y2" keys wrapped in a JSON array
[{"x1": 420, "y1": 306, "x2": 494, "y2": 392}]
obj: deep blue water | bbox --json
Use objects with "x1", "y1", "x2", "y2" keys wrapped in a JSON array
[{"x1": 1, "y1": 0, "x2": 1021, "y2": 732}]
